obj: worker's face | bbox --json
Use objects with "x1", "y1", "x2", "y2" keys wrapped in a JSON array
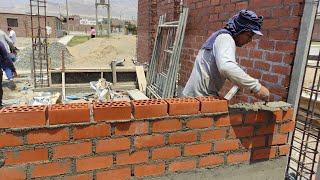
[{"x1": 234, "y1": 32, "x2": 255, "y2": 47}]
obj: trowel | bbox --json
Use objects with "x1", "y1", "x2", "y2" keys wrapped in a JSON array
[{"x1": 224, "y1": 85, "x2": 239, "y2": 100}]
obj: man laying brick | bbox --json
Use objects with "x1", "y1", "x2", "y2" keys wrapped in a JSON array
[
  {"x1": 183, "y1": 9, "x2": 269, "y2": 101},
  {"x1": 0, "y1": 41, "x2": 17, "y2": 107}
]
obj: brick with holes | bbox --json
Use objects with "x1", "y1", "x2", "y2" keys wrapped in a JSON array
[
  {"x1": 48, "y1": 103, "x2": 90, "y2": 125},
  {"x1": 93, "y1": 101, "x2": 131, "y2": 121},
  {"x1": 0, "y1": 105, "x2": 47, "y2": 128},
  {"x1": 131, "y1": 99, "x2": 168, "y2": 118},
  {"x1": 165, "y1": 97, "x2": 200, "y2": 115},
  {"x1": 196, "y1": 96, "x2": 228, "y2": 113}
]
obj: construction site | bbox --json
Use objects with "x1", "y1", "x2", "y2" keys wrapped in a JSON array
[{"x1": 0, "y1": 0, "x2": 319, "y2": 180}]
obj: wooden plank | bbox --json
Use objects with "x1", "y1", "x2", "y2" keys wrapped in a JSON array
[
  {"x1": 135, "y1": 66, "x2": 147, "y2": 94},
  {"x1": 127, "y1": 89, "x2": 149, "y2": 100}
]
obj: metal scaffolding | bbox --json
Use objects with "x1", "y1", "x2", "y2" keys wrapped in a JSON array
[
  {"x1": 29, "y1": 0, "x2": 49, "y2": 88},
  {"x1": 146, "y1": 8, "x2": 189, "y2": 98}
]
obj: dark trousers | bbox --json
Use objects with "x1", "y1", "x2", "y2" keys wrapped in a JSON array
[
  {"x1": 91, "y1": 35, "x2": 96, "y2": 38},
  {"x1": 0, "y1": 71, "x2": 2, "y2": 105}
]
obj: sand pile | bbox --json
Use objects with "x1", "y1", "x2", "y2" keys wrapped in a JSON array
[{"x1": 67, "y1": 35, "x2": 136, "y2": 68}]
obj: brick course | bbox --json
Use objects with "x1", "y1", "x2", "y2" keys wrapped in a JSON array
[{"x1": 0, "y1": 100, "x2": 294, "y2": 179}]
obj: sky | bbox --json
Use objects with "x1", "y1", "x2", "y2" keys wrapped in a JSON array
[{"x1": 0, "y1": 0, "x2": 138, "y2": 20}]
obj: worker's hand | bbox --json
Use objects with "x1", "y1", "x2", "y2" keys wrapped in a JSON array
[
  {"x1": 254, "y1": 85, "x2": 270, "y2": 101},
  {"x1": 13, "y1": 72, "x2": 18, "y2": 78}
]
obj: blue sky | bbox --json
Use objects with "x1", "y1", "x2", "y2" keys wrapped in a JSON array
[{"x1": 0, "y1": 0, "x2": 138, "y2": 20}]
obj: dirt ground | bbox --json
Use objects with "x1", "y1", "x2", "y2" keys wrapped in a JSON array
[{"x1": 67, "y1": 35, "x2": 137, "y2": 68}]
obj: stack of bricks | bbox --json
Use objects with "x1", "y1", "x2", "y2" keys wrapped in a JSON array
[
  {"x1": 137, "y1": 0, "x2": 304, "y2": 103},
  {"x1": 0, "y1": 97, "x2": 295, "y2": 179}
]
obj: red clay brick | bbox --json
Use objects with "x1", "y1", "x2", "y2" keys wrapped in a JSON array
[
  {"x1": 96, "y1": 168, "x2": 131, "y2": 180},
  {"x1": 196, "y1": 96, "x2": 228, "y2": 113},
  {"x1": 131, "y1": 99, "x2": 168, "y2": 118},
  {"x1": 201, "y1": 129, "x2": 227, "y2": 141},
  {"x1": 0, "y1": 132, "x2": 23, "y2": 147},
  {"x1": 280, "y1": 121, "x2": 296, "y2": 133},
  {"x1": 216, "y1": 114, "x2": 243, "y2": 126},
  {"x1": 214, "y1": 140, "x2": 239, "y2": 152},
  {"x1": 49, "y1": 103, "x2": 90, "y2": 125},
  {"x1": 134, "y1": 135, "x2": 165, "y2": 148},
  {"x1": 165, "y1": 98, "x2": 200, "y2": 115},
  {"x1": 186, "y1": 117, "x2": 214, "y2": 129},
  {"x1": 279, "y1": 145, "x2": 290, "y2": 156},
  {"x1": 185, "y1": 143, "x2": 212, "y2": 156},
  {"x1": 60, "y1": 173, "x2": 93, "y2": 180},
  {"x1": 53, "y1": 142, "x2": 92, "y2": 158},
  {"x1": 268, "y1": 134, "x2": 288, "y2": 145},
  {"x1": 153, "y1": 119, "x2": 182, "y2": 132},
  {"x1": 256, "y1": 124, "x2": 278, "y2": 135},
  {"x1": 5, "y1": 148, "x2": 48, "y2": 165},
  {"x1": 229, "y1": 126, "x2": 254, "y2": 138},
  {"x1": 169, "y1": 132, "x2": 197, "y2": 144},
  {"x1": 0, "y1": 105, "x2": 47, "y2": 128},
  {"x1": 272, "y1": 110, "x2": 283, "y2": 121},
  {"x1": 73, "y1": 124, "x2": 111, "y2": 139},
  {"x1": 134, "y1": 163, "x2": 165, "y2": 177},
  {"x1": 115, "y1": 121, "x2": 149, "y2": 136},
  {"x1": 116, "y1": 151, "x2": 149, "y2": 165},
  {"x1": 227, "y1": 152, "x2": 251, "y2": 163},
  {"x1": 0, "y1": 167, "x2": 26, "y2": 180},
  {"x1": 245, "y1": 111, "x2": 268, "y2": 124},
  {"x1": 27, "y1": 128, "x2": 69, "y2": 144},
  {"x1": 96, "y1": 138, "x2": 130, "y2": 153},
  {"x1": 31, "y1": 161, "x2": 71, "y2": 178},
  {"x1": 253, "y1": 147, "x2": 277, "y2": 160},
  {"x1": 94, "y1": 101, "x2": 131, "y2": 121},
  {"x1": 76, "y1": 155, "x2": 113, "y2": 172},
  {"x1": 169, "y1": 160, "x2": 197, "y2": 172},
  {"x1": 199, "y1": 155, "x2": 224, "y2": 167},
  {"x1": 241, "y1": 136, "x2": 266, "y2": 149},
  {"x1": 152, "y1": 147, "x2": 181, "y2": 160}
]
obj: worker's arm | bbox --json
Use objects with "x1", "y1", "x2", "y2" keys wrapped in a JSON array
[
  {"x1": 0, "y1": 42, "x2": 16, "y2": 73},
  {"x1": 214, "y1": 34, "x2": 261, "y2": 93}
]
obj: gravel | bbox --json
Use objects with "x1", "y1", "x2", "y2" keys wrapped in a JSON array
[{"x1": 15, "y1": 42, "x2": 72, "y2": 70}]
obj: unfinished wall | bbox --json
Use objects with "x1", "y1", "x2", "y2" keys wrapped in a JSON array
[
  {"x1": 137, "y1": 0, "x2": 304, "y2": 103},
  {"x1": 0, "y1": 98, "x2": 295, "y2": 179}
]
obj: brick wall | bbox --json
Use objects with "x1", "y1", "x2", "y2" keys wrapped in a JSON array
[
  {"x1": 0, "y1": 13, "x2": 62, "y2": 38},
  {"x1": 0, "y1": 97, "x2": 295, "y2": 179},
  {"x1": 137, "y1": 0, "x2": 304, "y2": 103}
]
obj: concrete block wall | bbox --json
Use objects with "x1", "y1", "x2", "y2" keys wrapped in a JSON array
[
  {"x1": 137, "y1": 0, "x2": 304, "y2": 103},
  {"x1": 0, "y1": 97, "x2": 295, "y2": 179}
]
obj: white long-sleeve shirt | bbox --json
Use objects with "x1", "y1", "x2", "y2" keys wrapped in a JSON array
[
  {"x1": 183, "y1": 34, "x2": 261, "y2": 97},
  {"x1": 9, "y1": 30, "x2": 16, "y2": 44}
]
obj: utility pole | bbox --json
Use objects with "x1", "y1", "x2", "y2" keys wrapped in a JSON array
[
  {"x1": 120, "y1": 10, "x2": 122, "y2": 33},
  {"x1": 95, "y1": 0, "x2": 98, "y2": 35},
  {"x1": 66, "y1": 0, "x2": 69, "y2": 35},
  {"x1": 107, "y1": 0, "x2": 111, "y2": 37}
]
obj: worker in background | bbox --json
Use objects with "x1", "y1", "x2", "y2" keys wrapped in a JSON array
[
  {"x1": 7, "y1": 27, "x2": 16, "y2": 45},
  {"x1": 0, "y1": 41, "x2": 17, "y2": 107},
  {"x1": 0, "y1": 29, "x2": 17, "y2": 90},
  {"x1": 183, "y1": 10, "x2": 269, "y2": 101},
  {"x1": 90, "y1": 27, "x2": 96, "y2": 38}
]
